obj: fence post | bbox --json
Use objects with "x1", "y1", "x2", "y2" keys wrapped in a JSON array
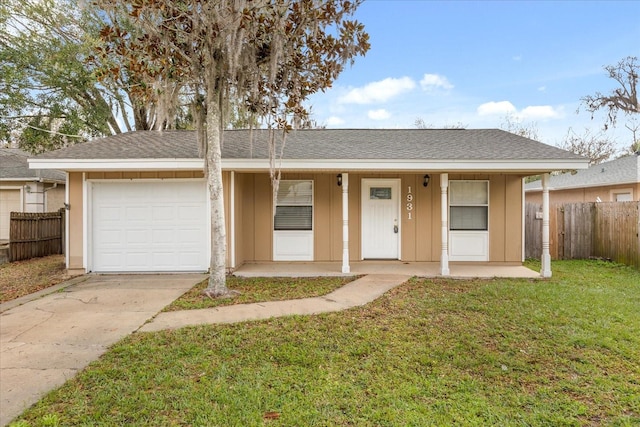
[
  {"x1": 59, "y1": 207, "x2": 66, "y2": 255},
  {"x1": 637, "y1": 202, "x2": 640, "y2": 269}
]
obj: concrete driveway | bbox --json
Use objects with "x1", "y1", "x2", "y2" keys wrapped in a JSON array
[{"x1": 0, "y1": 273, "x2": 206, "y2": 426}]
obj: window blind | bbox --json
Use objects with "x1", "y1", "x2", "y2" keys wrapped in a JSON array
[
  {"x1": 449, "y1": 180, "x2": 489, "y2": 231},
  {"x1": 274, "y1": 180, "x2": 313, "y2": 231}
]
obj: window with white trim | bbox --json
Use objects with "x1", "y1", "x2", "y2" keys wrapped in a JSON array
[
  {"x1": 449, "y1": 180, "x2": 489, "y2": 230},
  {"x1": 274, "y1": 180, "x2": 313, "y2": 231}
]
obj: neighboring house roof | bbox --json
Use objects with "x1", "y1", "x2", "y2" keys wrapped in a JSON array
[
  {"x1": 525, "y1": 153, "x2": 640, "y2": 191},
  {"x1": 29, "y1": 129, "x2": 588, "y2": 173},
  {"x1": 0, "y1": 148, "x2": 66, "y2": 182}
]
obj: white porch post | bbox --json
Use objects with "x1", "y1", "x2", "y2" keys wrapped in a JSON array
[
  {"x1": 65, "y1": 172, "x2": 70, "y2": 269},
  {"x1": 230, "y1": 171, "x2": 236, "y2": 270},
  {"x1": 541, "y1": 173, "x2": 552, "y2": 277},
  {"x1": 440, "y1": 173, "x2": 450, "y2": 276},
  {"x1": 341, "y1": 173, "x2": 350, "y2": 273}
]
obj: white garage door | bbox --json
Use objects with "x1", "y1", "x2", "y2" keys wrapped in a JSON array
[
  {"x1": 91, "y1": 181, "x2": 208, "y2": 272},
  {"x1": 0, "y1": 189, "x2": 22, "y2": 240}
]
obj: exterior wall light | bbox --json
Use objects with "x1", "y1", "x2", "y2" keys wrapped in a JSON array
[
  {"x1": 337, "y1": 174, "x2": 342, "y2": 186},
  {"x1": 423, "y1": 174, "x2": 430, "y2": 187}
]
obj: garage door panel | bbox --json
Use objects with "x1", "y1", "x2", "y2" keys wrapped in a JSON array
[
  {"x1": 153, "y1": 252, "x2": 178, "y2": 266},
  {"x1": 126, "y1": 206, "x2": 148, "y2": 218},
  {"x1": 178, "y1": 228, "x2": 202, "y2": 244},
  {"x1": 153, "y1": 206, "x2": 175, "y2": 221},
  {"x1": 92, "y1": 181, "x2": 208, "y2": 272},
  {"x1": 178, "y1": 205, "x2": 204, "y2": 221},
  {"x1": 98, "y1": 207, "x2": 122, "y2": 221},
  {"x1": 99, "y1": 229, "x2": 123, "y2": 244},
  {"x1": 98, "y1": 252, "x2": 124, "y2": 269},
  {"x1": 152, "y1": 229, "x2": 174, "y2": 244},
  {"x1": 125, "y1": 251, "x2": 150, "y2": 269},
  {"x1": 179, "y1": 251, "x2": 206, "y2": 268},
  {"x1": 126, "y1": 229, "x2": 149, "y2": 244}
]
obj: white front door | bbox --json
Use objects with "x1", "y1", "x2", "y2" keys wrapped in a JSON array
[{"x1": 361, "y1": 179, "x2": 400, "y2": 259}]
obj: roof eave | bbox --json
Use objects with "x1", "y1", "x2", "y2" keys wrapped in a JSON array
[
  {"x1": 28, "y1": 157, "x2": 589, "y2": 173},
  {"x1": 0, "y1": 177, "x2": 65, "y2": 183},
  {"x1": 28, "y1": 158, "x2": 203, "y2": 171},
  {"x1": 223, "y1": 158, "x2": 589, "y2": 173},
  {"x1": 525, "y1": 179, "x2": 639, "y2": 192}
]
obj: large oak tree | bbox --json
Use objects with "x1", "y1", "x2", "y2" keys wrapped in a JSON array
[
  {"x1": 95, "y1": 0, "x2": 370, "y2": 296},
  {"x1": 0, "y1": 0, "x2": 188, "y2": 153}
]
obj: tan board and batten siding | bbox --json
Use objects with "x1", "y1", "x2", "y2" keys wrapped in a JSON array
[
  {"x1": 255, "y1": 172, "x2": 523, "y2": 264},
  {"x1": 65, "y1": 170, "x2": 526, "y2": 274}
]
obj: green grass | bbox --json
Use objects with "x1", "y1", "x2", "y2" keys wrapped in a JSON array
[
  {"x1": 164, "y1": 276, "x2": 358, "y2": 311},
  {"x1": 12, "y1": 260, "x2": 640, "y2": 426}
]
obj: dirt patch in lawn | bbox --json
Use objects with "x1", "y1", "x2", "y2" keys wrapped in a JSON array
[{"x1": 0, "y1": 255, "x2": 70, "y2": 303}]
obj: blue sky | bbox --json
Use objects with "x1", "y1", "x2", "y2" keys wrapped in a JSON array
[{"x1": 307, "y1": 0, "x2": 640, "y2": 150}]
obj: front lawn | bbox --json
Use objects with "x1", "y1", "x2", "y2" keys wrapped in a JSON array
[
  {"x1": 12, "y1": 260, "x2": 640, "y2": 426},
  {"x1": 164, "y1": 275, "x2": 358, "y2": 311}
]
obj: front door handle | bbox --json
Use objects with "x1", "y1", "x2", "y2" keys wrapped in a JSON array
[{"x1": 393, "y1": 225, "x2": 398, "y2": 233}]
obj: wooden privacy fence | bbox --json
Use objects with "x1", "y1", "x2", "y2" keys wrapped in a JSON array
[
  {"x1": 525, "y1": 202, "x2": 640, "y2": 269},
  {"x1": 593, "y1": 202, "x2": 640, "y2": 268},
  {"x1": 9, "y1": 209, "x2": 65, "y2": 262}
]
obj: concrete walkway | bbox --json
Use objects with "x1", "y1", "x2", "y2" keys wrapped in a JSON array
[
  {"x1": 140, "y1": 274, "x2": 410, "y2": 332},
  {"x1": 0, "y1": 274, "x2": 206, "y2": 427}
]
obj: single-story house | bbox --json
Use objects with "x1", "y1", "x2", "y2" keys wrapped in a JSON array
[
  {"x1": 526, "y1": 152, "x2": 640, "y2": 204},
  {"x1": 28, "y1": 129, "x2": 588, "y2": 277},
  {"x1": 1, "y1": 148, "x2": 66, "y2": 240}
]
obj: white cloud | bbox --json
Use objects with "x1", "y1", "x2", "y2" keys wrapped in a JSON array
[
  {"x1": 338, "y1": 77, "x2": 416, "y2": 104},
  {"x1": 512, "y1": 54, "x2": 522, "y2": 61},
  {"x1": 477, "y1": 101, "x2": 517, "y2": 116},
  {"x1": 420, "y1": 74, "x2": 454, "y2": 91},
  {"x1": 519, "y1": 105, "x2": 562, "y2": 120},
  {"x1": 476, "y1": 101, "x2": 563, "y2": 121},
  {"x1": 326, "y1": 116, "x2": 345, "y2": 126},
  {"x1": 368, "y1": 109, "x2": 390, "y2": 120},
  {"x1": 538, "y1": 86, "x2": 546, "y2": 92}
]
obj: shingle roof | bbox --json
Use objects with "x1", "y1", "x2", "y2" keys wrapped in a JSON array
[
  {"x1": 525, "y1": 153, "x2": 640, "y2": 190},
  {"x1": 0, "y1": 148, "x2": 66, "y2": 181},
  {"x1": 35, "y1": 129, "x2": 584, "y2": 161}
]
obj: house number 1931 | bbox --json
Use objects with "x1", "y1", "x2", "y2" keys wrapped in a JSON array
[{"x1": 406, "y1": 186, "x2": 414, "y2": 220}]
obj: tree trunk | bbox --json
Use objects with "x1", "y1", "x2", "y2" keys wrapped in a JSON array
[{"x1": 203, "y1": 99, "x2": 230, "y2": 297}]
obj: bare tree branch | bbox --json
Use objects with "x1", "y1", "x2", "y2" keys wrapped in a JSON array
[{"x1": 581, "y1": 56, "x2": 639, "y2": 129}]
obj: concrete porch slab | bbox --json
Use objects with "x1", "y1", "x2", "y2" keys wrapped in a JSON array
[{"x1": 233, "y1": 261, "x2": 540, "y2": 279}]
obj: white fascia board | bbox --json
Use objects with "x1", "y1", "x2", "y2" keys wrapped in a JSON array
[
  {"x1": 28, "y1": 158, "x2": 204, "y2": 171},
  {"x1": 221, "y1": 158, "x2": 590, "y2": 173},
  {"x1": 28, "y1": 157, "x2": 589, "y2": 173},
  {"x1": 525, "y1": 179, "x2": 639, "y2": 193},
  {"x1": 0, "y1": 177, "x2": 65, "y2": 185}
]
